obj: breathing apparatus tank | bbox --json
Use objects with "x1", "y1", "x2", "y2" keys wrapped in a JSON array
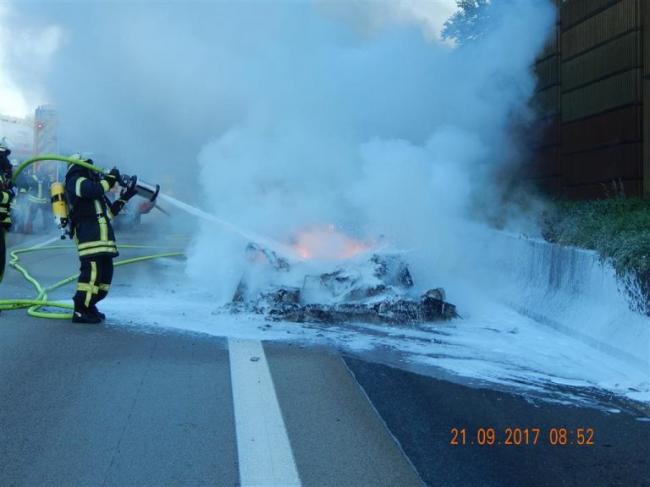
[{"x1": 50, "y1": 181, "x2": 69, "y2": 239}]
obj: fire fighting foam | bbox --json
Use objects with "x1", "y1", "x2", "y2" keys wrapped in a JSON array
[{"x1": 100, "y1": 229, "x2": 649, "y2": 407}]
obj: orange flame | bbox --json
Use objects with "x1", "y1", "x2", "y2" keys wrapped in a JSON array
[{"x1": 290, "y1": 225, "x2": 373, "y2": 261}]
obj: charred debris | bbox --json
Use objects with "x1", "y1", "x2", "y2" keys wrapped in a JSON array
[{"x1": 229, "y1": 243, "x2": 458, "y2": 324}]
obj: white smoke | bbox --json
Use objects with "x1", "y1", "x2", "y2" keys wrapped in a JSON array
[
  {"x1": 187, "y1": 0, "x2": 555, "y2": 298},
  {"x1": 4, "y1": 1, "x2": 555, "y2": 301},
  {"x1": 0, "y1": 2, "x2": 61, "y2": 117},
  {"x1": 317, "y1": 0, "x2": 458, "y2": 40}
]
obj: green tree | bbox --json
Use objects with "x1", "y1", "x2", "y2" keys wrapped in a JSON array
[{"x1": 441, "y1": 0, "x2": 492, "y2": 44}]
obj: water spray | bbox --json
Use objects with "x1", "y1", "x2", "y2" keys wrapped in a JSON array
[
  {"x1": 15, "y1": 154, "x2": 294, "y2": 258},
  {"x1": 157, "y1": 193, "x2": 296, "y2": 258}
]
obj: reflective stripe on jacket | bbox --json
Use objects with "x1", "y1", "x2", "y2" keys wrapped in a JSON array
[
  {"x1": 64, "y1": 166, "x2": 124, "y2": 260},
  {"x1": 27, "y1": 174, "x2": 48, "y2": 204},
  {"x1": 0, "y1": 175, "x2": 12, "y2": 229}
]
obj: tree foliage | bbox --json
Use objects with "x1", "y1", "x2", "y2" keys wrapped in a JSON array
[{"x1": 441, "y1": 0, "x2": 492, "y2": 45}]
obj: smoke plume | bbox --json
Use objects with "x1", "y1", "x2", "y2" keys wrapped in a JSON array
[{"x1": 2, "y1": 0, "x2": 555, "y2": 300}]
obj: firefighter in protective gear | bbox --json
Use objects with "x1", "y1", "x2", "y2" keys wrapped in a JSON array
[
  {"x1": 65, "y1": 157, "x2": 137, "y2": 324},
  {"x1": 25, "y1": 168, "x2": 52, "y2": 233},
  {"x1": 0, "y1": 142, "x2": 14, "y2": 285}
]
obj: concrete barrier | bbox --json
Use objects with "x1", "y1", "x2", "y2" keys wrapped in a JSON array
[{"x1": 466, "y1": 229, "x2": 650, "y2": 372}]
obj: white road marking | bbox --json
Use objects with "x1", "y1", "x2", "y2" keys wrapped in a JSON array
[{"x1": 228, "y1": 338, "x2": 301, "y2": 487}]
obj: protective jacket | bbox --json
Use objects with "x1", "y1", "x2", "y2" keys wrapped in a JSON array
[
  {"x1": 64, "y1": 164, "x2": 127, "y2": 260},
  {"x1": 0, "y1": 174, "x2": 12, "y2": 230},
  {"x1": 0, "y1": 152, "x2": 12, "y2": 282},
  {"x1": 27, "y1": 173, "x2": 49, "y2": 204},
  {"x1": 0, "y1": 153, "x2": 12, "y2": 230}
]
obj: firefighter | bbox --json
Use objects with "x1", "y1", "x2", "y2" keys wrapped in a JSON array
[
  {"x1": 0, "y1": 142, "x2": 14, "y2": 284},
  {"x1": 24, "y1": 167, "x2": 51, "y2": 234},
  {"x1": 65, "y1": 156, "x2": 137, "y2": 323},
  {"x1": 11, "y1": 170, "x2": 30, "y2": 234}
]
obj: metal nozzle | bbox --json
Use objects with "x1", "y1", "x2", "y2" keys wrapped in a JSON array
[
  {"x1": 135, "y1": 180, "x2": 160, "y2": 203},
  {"x1": 120, "y1": 174, "x2": 160, "y2": 203}
]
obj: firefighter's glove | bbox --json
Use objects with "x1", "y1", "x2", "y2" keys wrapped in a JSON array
[
  {"x1": 105, "y1": 167, "x2": 121, "y2": 189},
  {"x1": 120, "y1": 179, "x2": 138, "y2": 201}
]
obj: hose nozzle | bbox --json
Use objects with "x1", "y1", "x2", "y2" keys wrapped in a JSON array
[{"x1": 120, "y1": 174, "x2": 160, "y2": 203}]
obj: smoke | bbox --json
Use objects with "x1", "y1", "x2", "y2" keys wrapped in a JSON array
[
  {"x1": 188, "y1": 0, "x2": 556, "y2": 297},
  {"x1": 4, "y1": 0, "x2": 555, "y2": 301},
  {"x1": 0, "y1": 2, "x2": 61, "y2": 117},
  {"x1": 316, "y1": 0, "x2": 458, "y2": 40}
]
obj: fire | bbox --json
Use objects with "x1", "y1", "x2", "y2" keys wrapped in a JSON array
[{"x1": 290, "y1": 225, "x2": 373, "y2": 261}]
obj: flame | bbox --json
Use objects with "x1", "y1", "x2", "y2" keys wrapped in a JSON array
[{"x1": 290, "y1": 225, "x2": 373, "y2": 261}]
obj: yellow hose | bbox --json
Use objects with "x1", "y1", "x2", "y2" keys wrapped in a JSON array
[{"x1": 0, "y1": 243, "x2": 184, "y2": 319}]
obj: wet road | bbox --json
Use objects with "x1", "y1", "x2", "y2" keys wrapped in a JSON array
[
  {"x1": 346, "y1": 358, "x2": 650, "y2": 487},
  {"x1": 0, "y1": 235, "x2": 648, "y2": 486}
]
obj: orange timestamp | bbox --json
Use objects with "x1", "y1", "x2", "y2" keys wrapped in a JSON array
[{"x1": 450, "y1": 427, "x2": 595, "y2": 446}]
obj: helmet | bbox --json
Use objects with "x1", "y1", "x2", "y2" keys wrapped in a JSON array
[
  {"x1": 0, "y1": 138, "x2": 11, "y2": 156},
  {"x1": 68, "y1": 153, "x2": 93, "y2": 164}
]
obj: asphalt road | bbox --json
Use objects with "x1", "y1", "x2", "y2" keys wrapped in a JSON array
[
  {"x1": 0, "y1": 315, "x2": 421, "y2": 486},
  {"x1": 0, "y1": 234, "x2": 648, "y2": 486}
]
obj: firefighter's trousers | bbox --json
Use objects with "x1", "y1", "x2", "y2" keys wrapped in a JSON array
[{"x1": 73, "y1": 255, "x2": 114, "y2": 310}]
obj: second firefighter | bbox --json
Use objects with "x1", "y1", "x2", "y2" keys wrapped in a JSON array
[
  {"x1": 65, "y1": 156, "x2": 137, "y2": 324},
  {"x1": 0, "y1": 141, "x2": 14, "y2": 285}
]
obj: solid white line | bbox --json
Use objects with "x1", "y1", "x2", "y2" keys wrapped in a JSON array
[{"x1": 228, "y1": 338, "x2": 301, "y2": 487}]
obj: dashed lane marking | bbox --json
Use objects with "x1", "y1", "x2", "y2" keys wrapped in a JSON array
[{"x1": 228, "y1": 338, "x2": 301, "y2": 487}]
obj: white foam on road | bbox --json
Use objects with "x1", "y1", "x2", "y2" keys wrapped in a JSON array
[
  {"x1": 228, "y1": 338, "x2": 301, "y2": 487},
  {"x1": 102, "y1": 288, "x2": 649, "y2": 406},
  {"x1": 93, "y1": 230, "x2": 650, "y2": 408}
]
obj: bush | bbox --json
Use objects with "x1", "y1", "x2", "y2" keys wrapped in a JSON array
[
  {"x1": 542, "y1": 197, "x2": 650, "y2": 273},
  {"x1": 542, "y1": 197, "x2": 650, "y2": 314}
]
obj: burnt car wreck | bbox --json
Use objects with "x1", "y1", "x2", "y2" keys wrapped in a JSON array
[{"x1": 229, "y1": 243, "x2": 458, "y2": 324}]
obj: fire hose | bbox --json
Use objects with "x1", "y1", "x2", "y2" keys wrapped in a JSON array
[
  {"x1": 0, "y1": 243, "x2": 184, "y2": 319},
  {"x1": 12, "y1": 154, "x2": 161, "y2": 203},
  {"x1": 12, "y1": 154, "x2": 102, "y2": 182},
  {"x1": 0, "y1": 154, "x2": 182, "y2": 319}
]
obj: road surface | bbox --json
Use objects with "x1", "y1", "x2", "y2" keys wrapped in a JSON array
[{"x1": 0, "y1": 235, "x2": 648, "y2": 486}]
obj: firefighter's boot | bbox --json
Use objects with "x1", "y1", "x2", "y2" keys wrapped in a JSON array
[
  {"x1": 72, "y1": 306, "x2": 101, "y2": 324},
  {"x1": 89, "y1": 305, "x2": 106, "y2": 321}
]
